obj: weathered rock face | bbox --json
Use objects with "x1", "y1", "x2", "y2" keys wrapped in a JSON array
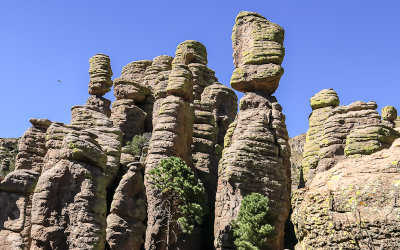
[
  {"x1": 230, "y1": 11, "x2": 285, "y2": 94},
  {"x1": 0, "y1": 138, "x2": 19, "y2": 177},
  {"x1": 292, "y1": 138, "x2": 400, "y2": 249},
  {"x1": 0, "y1": 53, "x2": 125, "y2": 249},
  {"x1": 106, "y1": 162, "x2": 146, "y2": 250},
  {"x1": 89, "y1": 54, "x2": 113, "y2": 96},
  {"x1": 292, "y1": 90, "x2": 400, "y2": 249},
  {"x1": 289, "y1": 133, "x2": 306, "y2": 190},
  {"x1": 144, "y1": 62, "x2": 194, "y2": 250},
  {"x1": 302, "y1": 89, "x2": 381, "y2": 185},
  {"x1": 214, "y1": 11, "x2": 290, "y2": 250},
  {"x1": 382, "y1": 106, "x2": 397, "y2": 128}
]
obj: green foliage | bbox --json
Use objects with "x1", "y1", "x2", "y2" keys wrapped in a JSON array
[
  {"x1": 148, "y1": 156, "x2": 205, "y2": 234},
  {"x1": 125, "y1": 135, "x2": 147, "y2": 156},
  {"x1": 232, "y1": 193, "x2": 275, "y2": 250}
]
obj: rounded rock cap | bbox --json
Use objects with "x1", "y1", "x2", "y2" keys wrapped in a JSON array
[
  {"x1": 172, "y1": 40, "x2": 207, "y2": 66},
  {"x1": 382, "y1": 106, "x2": 397, "y2": 121},
  {"x1": 310, "y1": 89, "x2": 340, "y2": 110}
]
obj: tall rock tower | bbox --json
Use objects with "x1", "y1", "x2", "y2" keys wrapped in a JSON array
[{"x1": 214, "y1": 11, "x2": 291, "y2": 249}]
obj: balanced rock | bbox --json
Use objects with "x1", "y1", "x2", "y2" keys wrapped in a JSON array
[
  {"x1": 310, "y1": 88, "x2": 340, "y2": 110},
  {"x1": 114, "y1": 60, "x2": 152, "y2": 102},
  {"x1": 230, "y1": 11, "x2": 285, "y2": 94},
  {"x1": 89, "y1": 54, "x2": 113, "y2": 96},
  {"x1": 173, "y1": 40, "x2": 208, "y2": 66},
  {"x1": 214, "y1": 11, "x2": 290, "y2": 250},
  {"x1": 382, "y1": 106, "x2": 397, "y2": 121}
]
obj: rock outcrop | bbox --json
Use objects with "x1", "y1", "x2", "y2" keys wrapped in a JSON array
[
  {"x1": 292, "y1": 90, "x2": 400, "y2": 249},
  {"x1": 0, "y1": 138, "x2": 19, "y2": 177},
  {"x1": 292, "y1": 139, "x2": 400, "y2": 249},
  {"x1": 214, "y1": 11, "x2": 291, "y2": 250},
  {"x1": 144, "y1": 61, "x2": 194, "y2": 249},
  {"x1": 302, "y1": 89, "x2": 381, "y2": 185}
]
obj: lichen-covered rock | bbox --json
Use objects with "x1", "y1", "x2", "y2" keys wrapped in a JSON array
[
  {"x1": 167, "y1": 64, "x2": 193, "y2": 101},
  {"x1": 0, "y1": 138, "x2": 19, "y2": 177},
  {"x1": 86, "y1": 95, "x2": 112, "y2": 117},
  {"x1": 382, "y1": 106, "x2": 397, "y2": 121},
  {"x1": 214, "y1": 92, "x2": 290, "y2": 250},
  {"x1": 302, "y1": 89, "x2": 381, "y2": 185},
  {"x1": 289, "y1": 133, "x2": 306, "y2": 190},
  {"x1": 0, "y1": 169, "x2": 39, "y2": 194},
  {"x1": 214, "y1": 11, "x2": 290, "y2": 250},
  {"x1": 106, "y1": 162, "x2": 146, "y2": 250},
  {"x1": 173, "y1": 40, "x2": 208, "y2": 66},
  {"x1": 114, "y1": 60, "x2": 152, "y2": 102},
  {"x1": 344, "y1": 124, "x2": 400, "y2": 156},
  {"x1": 14, "y1": 118, "x2": 52, "y2": 173},
  {"x1": 230, "y1": 11, "x2": 285, "y2": 94},
  {"x1": 144, "y1": 59, "x2": 194, "y2": 249},
  {"x1": 292, "y1": 139, "x2": 400, "y2": 249},
  {"x1": 111, "y1": 99, "x2": 147, "y2": 144},
  {"x1": 310, "y1": 88, "x2": 340, "y2": 110},
  {"x1": 89, "y1": 54, "x2": 113, "y2": 96}
]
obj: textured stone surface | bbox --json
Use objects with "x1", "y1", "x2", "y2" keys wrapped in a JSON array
[
  {"x1": 289, "y1": 133, "x2": 306, "y2": 190},
  {"x1": 111, "y1": 99, "x2": 146, "y2": 144},
  {"x1": 144, "y1": 58, "x2": 194, "y2": 249},
  {"x1": 302, "y1": 89, "x2": 381, "y2": 185},
  {"x1": 89, "y1": 54, "x2": 113, "y2": 96},
  {"x1": 0, "y1": 138, "x2": 19, "y2": 177},
  {"x1": 344, "y1": 124, "x2": 400, "y2": 156},
  {"x1": 14, "y1": 118, "x2": 52, "y2": 173},
  {"x1": 106, "y1": 162, "x2": 146, "y2": 250},
  {"x1": 230, "y1": 11, "x2": 285, "y2": 94},
  {"x1": 214, "y1": 11, "x2": 290, "y2": 250},
  {"x1": 214, "y1": 92, "x2": 290, "y2": 250},
  {"x1": 292, "y1": 139, "x2": 400, "y2": 249},
  {"x1": 310, "y1": 88, "x2": 340, "y2": 110},
  {"x1": 173, "y1": 40, "x2": 208, "y2": 66}
]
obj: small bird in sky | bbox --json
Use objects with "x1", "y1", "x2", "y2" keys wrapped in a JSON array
[{"x1": 57, "y1": 80, "x2": 62, "y2": 83}]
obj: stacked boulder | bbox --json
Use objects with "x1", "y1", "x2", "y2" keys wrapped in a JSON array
[
  {"x1": 89, "y1": 54, "x2": 113, "y2": 96},
  {"x1": 301, "y1": 89, "x2": 381, "y2": 185},
  {"x1": 0, "y1": 54, "x2": 125, "y2": 249},
  {"x1": 214, "y1": 11, "x2": 291, "y2": 250},
  {"x1": 111, "y1": 61, "x2": 151, "y2": 144},
  {"x1": 382, "y1": 106, "x2": 397, "y2": 128}
]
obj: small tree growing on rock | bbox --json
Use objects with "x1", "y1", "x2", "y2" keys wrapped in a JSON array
[
  {"x1": 232, "y1": 193, "x2": 275, "y2": 250},
  {"x1": 148, "y1": 156, "x2": 206, "y2": 247}
]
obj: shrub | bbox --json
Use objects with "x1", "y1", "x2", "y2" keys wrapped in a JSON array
[
  {"x1": 148, "y1": 156, "x2": 205, "y2": 235},
  {"x1": 232, "y1": 193, "x2": 275, "y2": 250},
  {"x1": 125, "y1": 135, "x2": 147, "y2": 156}
]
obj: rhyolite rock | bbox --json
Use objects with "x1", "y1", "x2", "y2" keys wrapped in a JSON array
[
  {"x1": 230, "y1": 11, "x2": 285, "y2": 94},
  {"x1": 292, "y1": 138, "x2": 400, "y2": 249},
  {"x1": 382, "y1": 106, "x2": 397, "y2": 128},
  {"x1": 144, "y1": 61, "x2": 194, "y2": 249},
  {"x1": 89, "y1": 54, "x2": 113, "y2": 96},
  {"x1": 302, "y1": 89, "x2": 381, "y2": 185},
  {"x1": 214, "y1": 11, "x2": 290, "y2": 250},
  {"x1": 0, "y1": 138, "x2": 19, "y2": 177}
]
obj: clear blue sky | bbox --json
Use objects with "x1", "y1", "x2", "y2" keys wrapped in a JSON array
[{"x1": 1, "y1": 1, "x2": 399, "y2": 138}]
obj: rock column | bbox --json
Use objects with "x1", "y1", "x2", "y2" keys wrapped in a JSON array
[
  {"x1": 144, "y1": 62, "x2": 194, "y2": 249},
  {"x1": 214, "y1": 11, "x2": 291, "y2": 250}
]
